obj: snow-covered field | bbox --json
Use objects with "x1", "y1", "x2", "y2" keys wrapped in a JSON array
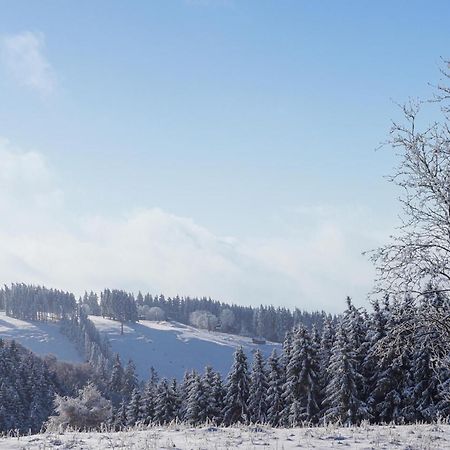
[
  {"x1": 90, "y1": 316, "x2": 281, "y2": 379},
  {"x1": 1, "y1": 423, "x2": 449, "y2": 449},
  {"x1": 0, "y1": 311, "x2": 83, "y2": 363},
  {"x1": 0, "y1": 311, "x2": 280, "y2": 379}
]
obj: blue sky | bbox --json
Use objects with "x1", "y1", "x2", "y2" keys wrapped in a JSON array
[{"x1": 0, "y1": 1, "x2": 448, "y2": 311}]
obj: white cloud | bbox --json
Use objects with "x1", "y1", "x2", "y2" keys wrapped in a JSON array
[
  {"x1": 0, "y1": 138, "x2": 63, "y2": 225},
  {"x1": 0, "y1": 31, "x2": 56, "y2": 95},
  {"x1": 0, "y1": 138, "x2": 387, "y2": 312}
]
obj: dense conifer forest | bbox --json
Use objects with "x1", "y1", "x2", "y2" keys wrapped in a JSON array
[{"x1": 1, "y1": 284, "x2": 450, "y2": 433}]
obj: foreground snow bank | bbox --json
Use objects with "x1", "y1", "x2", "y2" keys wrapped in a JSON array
[{"x1": 1, "y1": 423, "x2": 449, "y2": 449}]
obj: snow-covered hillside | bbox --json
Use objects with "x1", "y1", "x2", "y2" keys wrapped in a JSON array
[
  {"x1": 1, "y1": 423, "x2": 449, "y2": 449},
  {"x1": 0, "y1": 310, "x2": 281, "y2": 379},
  {"x1": 0, "y1": 311, "x2": 83, "y2": 363},
  {"x1": 89, "y1": 316, "x2": 281, "y2": 379}
]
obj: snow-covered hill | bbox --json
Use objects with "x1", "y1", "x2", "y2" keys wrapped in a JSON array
[
  {"x1": 1, "y1": 423, "x2": 448, "y2": 449},
  {"x1": 89, "y1": 316, "x2": 281, "y2": 380},
  {"x1": 0, "y1": 311, "x2": 281, "y2": 379},
  {"x1": 0, "y1": 311, "x2": 83, "y2": 363}
]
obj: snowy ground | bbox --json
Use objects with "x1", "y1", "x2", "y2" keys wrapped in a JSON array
[
  {"x1": 1, "y1": 423, "x2": 449, "y2": 449},
  {"x1": 90, "y1": 316, "x2": 281, "y2": 379},
  {"x1": 0, "y1": 311, "x2": 83, "y2": 363},
  {"x1": 0, "y1": 311, "x2": 281, "y2": 379}
]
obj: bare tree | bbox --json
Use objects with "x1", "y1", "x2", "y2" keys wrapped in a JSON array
[
  {"x1": 367, "y1": 61, "x2": 450, "y2": 367},
  {"x1": 368, "y1": 61, "x2": 450, "y2": 300}
]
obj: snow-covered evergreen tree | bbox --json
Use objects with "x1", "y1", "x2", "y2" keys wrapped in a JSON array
[
  {"x1": 202, "y1": 366, "x2": 222, "y2": 423},
  {"x1": 248, "y1": 350, "x2": 268, "y2": 423},
  {"x1": 223, "y1": 347, "x2": 250, "y2": 425},
  {"x1": 141, "y1": 367, "x2": 158, "y2": 424},
  {"x1": 281, "y1": 327, "x2": 320, "y2": 426},
  {"x1": 322, "y1": 323, "x2": 367, "y2": 425},
  {"x1": 126, "y1": 388, "x2": 142, "y2": 426},
  {"x1": 122, "y1": 359, "x2": 138, "y2": 401},
  {"x1": 266, "y1": 349, "x2": 284, "y2": 426},
  {"x1": 154, "y1": 378, "x2": 177, "y2": 424},
  {"x1": 185, "y1": 372, "x2": 207, "y2": 425},
  {"x1": 109, "y1": 354, "x2": 125, "y2": 405}
]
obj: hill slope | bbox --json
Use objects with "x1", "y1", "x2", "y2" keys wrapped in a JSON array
[
  {"x1": 0, "y1": 311, "x2": 83, "y2": 363},
  {"x1": 89, "y1": 316, "x2": 281, "y2": 379},
  {"x1": 0, "y1": 311, "x2": 281, "y2": 379}
]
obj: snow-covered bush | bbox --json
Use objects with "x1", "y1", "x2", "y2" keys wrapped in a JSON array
[
  {"x1": 139, "y1": 305, "x2": 166, "y2": 321},
  {"x1": 220, "y1": 309, "x2": 235, "y2": 332},
  {"x1": 189, "y1": 310, "x2": 218, "y2": 331},
  {"x1": 47, "y1": 382, "x2": 112, "y2": 431}
]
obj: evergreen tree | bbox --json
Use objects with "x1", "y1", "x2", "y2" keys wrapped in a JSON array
[
  {"x1": 281, "y1": 327, "x2": 320, "y2": 426},
  {"x1": 141, "y1": 367, "x2": 158, "y2": 424},
  {"x1": 154, "y1": 379, "x2": 177, "y2": 424},
  {"x1": 248, "y1": 350, "x2": 268, "y2": 423},
  {"x1": 113, "y1": 400, "x2": 128, "y2": 430},
  {"x1": 126, "y1": 388, "x2": 142, "y2": 426},
  {"x1": 223, "y1": 347, "x2": 250, "y2": 425},
  {"x1": 185, "y1": 373, "x2": 207, "y2": 425},
  {"x1": 266, "y1": 350, "x2": 284, "y2": 426},
  {"x1": 202, "y1": 366, "x2": 222, "y2": 423},
  {"x1": 123, "y1": 360, "x2": 138, "y2": 401},
  {"x1": 322, "y1": 323, "x2": 367, "y2": 425},
  {"x1": 109, "y1": 354, "x2": 124, "y2": 405},
  {"x1": 212, "y1": 371, "x2": 225, "y2": 424}
]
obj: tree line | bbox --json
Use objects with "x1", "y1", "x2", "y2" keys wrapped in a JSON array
[
  {"x1": 2, "y1": 289, "x2": 450, "y2": 433},
  {"x1": 95, "y1": 294, "x2": 450, "y2": 429},
  {"x1": 1, "y1": 283, "x2": 329, "y2": 343}
]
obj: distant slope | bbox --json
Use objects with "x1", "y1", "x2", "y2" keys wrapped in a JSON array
[
  {"x1": 0, "y1": 311, "x2": 83, "y2": 363},
  {"x1": 89, "y1": 316, "x2": 281, "y2": 380}
]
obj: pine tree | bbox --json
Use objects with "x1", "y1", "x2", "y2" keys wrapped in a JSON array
[
  {"x1": 367, "y1": 297, "x2": 415, "y2": 424},
  {"x1": 126, "y1": 388, "x2": 142, "y2": 426},
  {"x1": 185, "y1": 373, "x2": 207, "y2": 425},
  {"x1": 223, "y1": 347, "x2": 250, "y2": 425},
  {"x1": 154, "y1": 379, "x2": 177, "y2": 424},
  {"x1": 113, "y1": 400, "x2": 128, "y2": 430},
  {"x1": 141, "y1": 367, "x2": 158, "y2": 424},
  {"x1": 322, "y1": 323, "x2": 367, "y2": 425},
  {"x1": 318, "y1": 316, "x2": 335, "y2": 415},
  {"x1": 123, "y1": 359, "x2": 138, "y2": 401},
  {"x1": 248, "y1": 350, "x2": 268, "y2": 423},
  {"x1": 281, "y1": 327, "x2": 320, "y2": 426},
  {"x1": 266, "y1": 350, "x2": 284, "y2": 426},
  {"x1": 212, "y1": 371, "x2": 225, "y2": 424},
  {"x1": 179, "y1": 370, "x2": 195, "y2": 421},
  {"x1": 202, "y1": 366, "x2": 222, "y2": 423},
  {"x1": 109, "y1": 354, "x2": 124, "y2": 405}
]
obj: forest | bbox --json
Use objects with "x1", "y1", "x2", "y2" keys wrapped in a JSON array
[{"x1": 1, "y1": 283, "x2": 449, "y2": 433}]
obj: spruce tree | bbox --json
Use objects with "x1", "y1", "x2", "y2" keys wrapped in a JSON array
[
  {"x1": 266, "y1": 350, "x2": 284, "y2": 426},
  {"x1": 154, "y1": 378, "x2": 177, "y2": 424},
  {"x1": 123, "y1": 359, "x2": 138, "y2": 401},
  {"x1": 248, "y1": 350, "x2": 268, "y2": 423},
  {"x1": 109, "y1": 354, "x2": 125, "y2": 405},
  {"x1": 126, "y1": 388, "x2": 142, "y2": 426},
  {"x1": 202, "y1": 366, "x2": 222, "y2": 423},
  {"x1": 185, "y1": 373, "x2": 207, "y2": 425},
  {"x1": 223, "y1": 347, "x2": 250, "y2": 425},
  {"x1": 281, "y1": 327, "x2": 320, "y2": 426},
  {"x1": 323, "y1": 323, "x2": 367, "y2": 425},
  {"x1": 141, "y1": 367, "x2": 158, "y2": 424}
]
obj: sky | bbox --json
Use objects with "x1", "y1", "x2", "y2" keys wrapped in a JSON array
[{"x1": 0, "y1": 0, "x2": 449, "y2": 312}]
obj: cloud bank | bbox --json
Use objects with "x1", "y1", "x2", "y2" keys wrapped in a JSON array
[
  {"x1": 0, "y1": 31, "x2": 56, "y2": 95},
  {"x1": 0, "y1": 139, "x2": 383, "y2": 312}
]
